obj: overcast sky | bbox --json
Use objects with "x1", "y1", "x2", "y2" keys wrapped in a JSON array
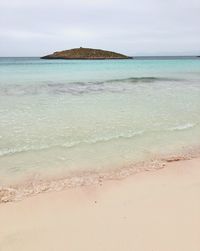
[{"x1": 0, "y1": 0, "x2": 200, "y2": 56}]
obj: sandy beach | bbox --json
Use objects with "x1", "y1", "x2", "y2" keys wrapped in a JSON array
[
  {"x1": 0, "y1": 157, "x2": 199, "y2": 251},
  {"x1": 1, "y1": 0, "x2": 200, "y2": 249}
]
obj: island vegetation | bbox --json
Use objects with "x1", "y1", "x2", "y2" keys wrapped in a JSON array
[{"x1": 41, "y1": 47, "x2": 132, "y2": 60}]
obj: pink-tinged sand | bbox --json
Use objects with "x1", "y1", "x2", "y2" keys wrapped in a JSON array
[{"x1": 0, "y1": 158, "x2": 200, "y2": 251}]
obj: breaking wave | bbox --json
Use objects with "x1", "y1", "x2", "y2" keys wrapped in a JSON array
[
  {"x1": 169, "y1": 123, "x2": 196, "y2": 131},
  {"x1": 0, "y1": 77, "x2": 179, "y2": 96}
]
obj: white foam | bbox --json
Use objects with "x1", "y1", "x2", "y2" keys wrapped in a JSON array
[{"x1": 169, "y1": 123, "x2": 196, "y2": 131}]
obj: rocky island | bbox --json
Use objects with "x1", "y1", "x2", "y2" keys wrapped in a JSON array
[{"x1": 41, "y1": 47, "x2": 132, "y2": 60}]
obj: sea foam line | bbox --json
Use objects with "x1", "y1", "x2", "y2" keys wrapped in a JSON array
[
  {"x1": 0, "y1": 130, "x2": 144, "y2": 157},
  {"x1": 0, "y1": 122, "x2": 196, "y2": 158},
  {"x1": 168, "y1": 123, "x2": 196, "y2": 131},
  {"x1": 1, "y1": 148, "x2": 200, "y2": 203}
]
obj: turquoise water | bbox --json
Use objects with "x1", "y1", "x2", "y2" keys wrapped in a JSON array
[{"x1": 0, "y1": 57, "x2": 200, "y2": 185}]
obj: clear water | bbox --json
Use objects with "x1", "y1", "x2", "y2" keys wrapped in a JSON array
[{"x1": 0, "y1": 57, "x2": 200, "y2": 185}]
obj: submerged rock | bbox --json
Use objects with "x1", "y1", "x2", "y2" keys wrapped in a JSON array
[{"x1": 41, "y1": 47, "x2": 132, "y2": 60}]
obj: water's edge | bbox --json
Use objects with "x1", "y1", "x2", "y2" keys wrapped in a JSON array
[{"x1": 1, "y1": 146, "x2": 199, "y2": 203}]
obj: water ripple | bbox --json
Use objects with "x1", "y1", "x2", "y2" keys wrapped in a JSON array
[{"x1": 0, "y1": 77, "x2": 180, "y2": 96}]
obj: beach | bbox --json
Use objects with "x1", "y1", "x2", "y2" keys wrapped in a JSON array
[
  {"x1": 0, "y1": 157, "x2": 200, "y2": 251},
  {"x1": 0, "y1": 57, "x2": 200, "y2": 250},
  {"x1": 1, "y1": 0, "x2": 200, "y2": 248}
]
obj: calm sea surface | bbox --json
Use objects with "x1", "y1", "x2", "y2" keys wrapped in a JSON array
[{"x1": 0, "y1": 57, "x2": 200, "y2": 185}]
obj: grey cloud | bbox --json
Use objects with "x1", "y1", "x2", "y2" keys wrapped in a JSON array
[{"x1": 0, "y1": 0, "x2": 200, "y2": 56}]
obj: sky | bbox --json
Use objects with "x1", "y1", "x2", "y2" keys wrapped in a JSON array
[{"x1": 0, "y1": 0, "x2": 200, "y2": 56}]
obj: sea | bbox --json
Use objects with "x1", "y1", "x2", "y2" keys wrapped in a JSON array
[{"x1": 0, "y1": 57, "x2": 200, "y2": 200}]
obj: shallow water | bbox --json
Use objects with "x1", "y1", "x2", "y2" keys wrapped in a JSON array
[{"x1": 0, "y1": 57, "x2": 200, "y2": 186}]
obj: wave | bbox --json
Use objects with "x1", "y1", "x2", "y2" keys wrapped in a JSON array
[
  {"x1": 0, "y1": 122, "x2": 196, "y2": 157},
  {"x1": 0, "y1": 77, "x2": 179, "y2": 96},
  {"x1": 1, "y1": 147, "x2": 200, "y2": 203},
  {"x1": 106, "y1": 77, "x2": 178, "y2": 83},
  {"x1": 0, "y1": 130, "x2": 144, "y2": 157},
  {"x1": 168, "y1": 123, "x2": 196, "y2": 131},
  {"x1": 0, "y1": 119, "x2": 197, "y2": 158}
]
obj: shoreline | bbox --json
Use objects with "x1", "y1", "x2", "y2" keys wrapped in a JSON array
[
  {"x1": 0, "y1": 156, "x2": 200, "y2": 250},
  {"x1": 0, "y1": 147, "x2": 200, "y2": 203}
]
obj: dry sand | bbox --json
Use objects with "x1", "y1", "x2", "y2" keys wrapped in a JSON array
[{"x1": 0, "y1": 158, "x2": 200, "y2": 251}]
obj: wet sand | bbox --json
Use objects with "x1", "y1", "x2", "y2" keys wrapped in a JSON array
[{"x1": 0, "y1": 157, "x2": 200, "y2": 251}]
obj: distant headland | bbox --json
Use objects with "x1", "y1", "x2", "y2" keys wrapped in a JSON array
[{"x1": 41, "y1": 47, "x2": 133, "y2": 60}]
